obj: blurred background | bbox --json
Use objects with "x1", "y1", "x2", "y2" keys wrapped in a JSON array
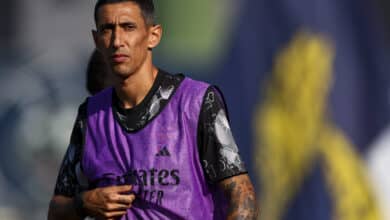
[{"x1": 1, "y1": 0, "x2": 390, "y2": 219}]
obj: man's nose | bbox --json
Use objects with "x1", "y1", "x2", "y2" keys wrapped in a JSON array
[{"x1": 112, "y1": 28, "x2": 122, "y2": 49}]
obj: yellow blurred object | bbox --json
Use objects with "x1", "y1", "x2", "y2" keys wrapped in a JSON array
[{"x1": 254, "y1": 31, "x2": 380, "y2": 220}]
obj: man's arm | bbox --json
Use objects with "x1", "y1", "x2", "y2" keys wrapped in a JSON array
[
  {"x1": 219, "y1": 174, "x2": 258, "y2": 220},
  {"x1": 197, "y1": 87, "x2": 258, "y2": 219},
  {"x1": 48, "y1": 102, "x2": 87, "y2": 220},
  {"x1": 48, "y1": 195, "x2": 82, "y2": 220}
]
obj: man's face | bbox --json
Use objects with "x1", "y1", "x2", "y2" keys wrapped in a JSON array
[{"x1": 93, "y1": 2, "x2": 158, "y2": 79}]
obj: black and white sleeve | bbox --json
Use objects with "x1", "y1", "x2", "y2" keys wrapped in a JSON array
[
  {"x1": 53, "y1": 101, "x2": 89, "y2": 196},
  {"x1": 197, "y1": 86, "x2": 247, "y2": 184}
]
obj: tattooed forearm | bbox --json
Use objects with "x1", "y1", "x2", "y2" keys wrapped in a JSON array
[{"x1": 219, "y1": 174, "x2": 258, "y2": 220}]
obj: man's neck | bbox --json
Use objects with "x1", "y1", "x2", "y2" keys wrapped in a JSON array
[{"x1": 114, "y1": 66, "x2": 159, "y2": 109}]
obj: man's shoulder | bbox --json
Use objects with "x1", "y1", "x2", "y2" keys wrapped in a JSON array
[
  {"x1": 159, "y1": 69, "x2": 210, "y2": 86},
  {"x1": 167, "y1": 72, "x2": 210, "y2": 91},
  {"x1": 76, "y1": 98, "x2": 88, "y2": 119},
  {"x1": 158, "y1": 69, "x2": 185, "y2": 84}
]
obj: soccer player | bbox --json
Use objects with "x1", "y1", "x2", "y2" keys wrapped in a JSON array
[{"x1": 48, "y1": 0, "x2": 258, "y2": 219}]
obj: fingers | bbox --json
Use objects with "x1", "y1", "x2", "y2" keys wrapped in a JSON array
[
  {"x1": 97, "y1": 210, "x2": 128, "y2": 219},
  {"x1": 105, "y1": 210, "x2": 128, "y2": 217},
  {"x1": 104, "y1": 195, "x2": 135, "y2": 211},
  {"x1": 108, "y1": 184, "x2": 133, "y2": 193},
  {"x1": 103, "y1": 202, "x2": 130, "y2": 211},
  {"x1": 115, "y1": 194, "x2": 136, "y2": 205},
  {"x1": 104, "y1": 191, "x2": 135, "y2": 211},
  {"x1": 83, "y1": 185, "x2": 136, "y2": 219}
]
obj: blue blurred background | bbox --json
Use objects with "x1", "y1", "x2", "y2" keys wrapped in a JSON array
[{"x1": 1, "y1": 0, "x2": 390, "y2": 219}]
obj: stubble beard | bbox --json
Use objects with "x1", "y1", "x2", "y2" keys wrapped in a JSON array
[{"x1": 111, "y1": 63, "x2": 134, "y2": 80}]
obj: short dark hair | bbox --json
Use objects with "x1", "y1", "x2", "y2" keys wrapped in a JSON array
[{"x1": 94, "y1": 0, "x2": 155, "y2": 26}]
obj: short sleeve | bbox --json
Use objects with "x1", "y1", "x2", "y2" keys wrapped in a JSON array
[
  {"x1": 54, "y1": 100, "x2": 89, "y2": 196},
  {"x1": 197, "y1": 86, "x2": 247, "y2": 184}
]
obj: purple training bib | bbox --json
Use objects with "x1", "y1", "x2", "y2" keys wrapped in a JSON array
[{"x1": 82, "y1": 77, "x2": 226, "y2": 219}]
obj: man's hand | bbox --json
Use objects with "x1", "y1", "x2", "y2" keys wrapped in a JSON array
[
  {"x1": 83, "y1": 185, "x2": 135, "y2": 219},
  {"x1": 219, "y1": 174, "x2": 258, "y2": 220},
  {"x1": 48, "y1": 185, "x2": 135, "y2": 220}
]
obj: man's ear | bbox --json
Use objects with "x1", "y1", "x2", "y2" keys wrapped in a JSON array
[
  {"x1": 92, "y1": 29, "x2": 99, "y2": 48},
  {"x1": 148, "y1": 24, "x2": 162, "y2": 49}
]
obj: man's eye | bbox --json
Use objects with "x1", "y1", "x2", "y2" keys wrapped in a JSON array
[
  {"x1": 124, "y1": 25, "x2": 135, "y2": 31},
  {"x1": 100, "y1": 28, "x2": 112, "y2": 34},
  {"x1": 98, "y1": 25, "x2": 113, "y2": 34}
]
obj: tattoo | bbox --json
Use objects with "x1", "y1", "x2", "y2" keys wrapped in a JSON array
[{"x1": 220, "y1": 175, "x2": 258, "y2": 220}]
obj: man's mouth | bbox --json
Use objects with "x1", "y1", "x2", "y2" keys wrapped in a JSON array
[{"x1": 111, "y1": 54, "x2": 128, "y2": 63}]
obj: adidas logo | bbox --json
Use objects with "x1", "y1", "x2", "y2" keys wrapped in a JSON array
[{"x1": 156, "y1": 146, "x2": 170, "y2": 157}]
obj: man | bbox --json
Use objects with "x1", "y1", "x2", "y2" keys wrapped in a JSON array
[{"x1": 48, "y1": 0, "x2": 257, "y2": 219}]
